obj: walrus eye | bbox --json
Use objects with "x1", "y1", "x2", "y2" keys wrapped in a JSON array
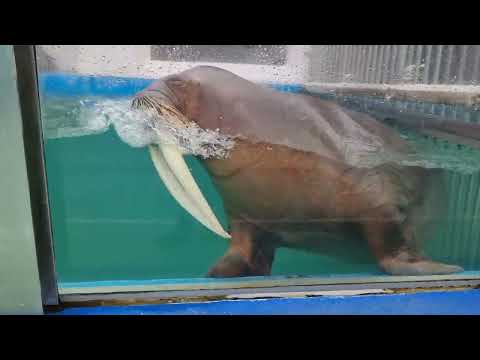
[{"x1": 167, "y1": 79, "x2": 186, "y2": 88}]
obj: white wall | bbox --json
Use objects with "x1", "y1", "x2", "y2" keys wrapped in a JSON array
[{"x1": 40, "y1": 45, "x2": 312, "y2": 84}]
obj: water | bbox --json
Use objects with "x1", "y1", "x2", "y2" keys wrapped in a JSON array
[
  {"x1": 42, "y1": 96, "x2": 480, "y2": 172},
  {"x1": 41, "y1": 96, "x2": 480, "y2": 283}
]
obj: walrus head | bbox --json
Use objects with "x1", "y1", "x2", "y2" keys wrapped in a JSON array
[
  {"x1": 131, "y1": 76, "x2": 232, "y2": 239},
  {"x1": 132, "y1": 77, "x2": 191, "y2": 129}
]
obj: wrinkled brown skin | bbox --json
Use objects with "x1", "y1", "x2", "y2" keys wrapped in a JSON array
[{"x1": 136, "y1": 65, "x2": 463, "y2": 277}]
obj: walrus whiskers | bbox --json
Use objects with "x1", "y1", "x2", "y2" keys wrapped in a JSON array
[{"x1": 139, "y1": 94, "x2": 191, "y2": 128}]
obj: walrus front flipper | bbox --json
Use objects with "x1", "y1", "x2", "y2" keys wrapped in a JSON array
[
  {"x1": 379, "y1": 246, "x2": 463, "y2": 276},
  {"x1": 207, "y1": 253, "x2": 255, "y2": 277},
  {"x1": 207, "y1": 220, "x2": 277, "y2": 278}
]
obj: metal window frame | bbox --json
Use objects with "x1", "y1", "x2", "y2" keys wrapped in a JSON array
[{"x1": 15, "y1": 45, "x2": 480, "y2": 310}]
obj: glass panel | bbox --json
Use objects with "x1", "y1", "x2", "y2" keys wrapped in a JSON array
[{"x1": 36, "y1": 45, "x2": 480, "y2": 288}]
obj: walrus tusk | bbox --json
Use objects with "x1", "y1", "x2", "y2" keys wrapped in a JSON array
[{"x1": 149, "y1": 144, "x2": 231, "y2": 239}]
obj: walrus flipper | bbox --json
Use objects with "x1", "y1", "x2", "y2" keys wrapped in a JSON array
[
  {"x1": 207, "y1": 220, "x2": 277, "y2": 278},
  {"x1": 390, "y1": 169, "x2": 464, "y2": 275},
  {"x1": 380, "y1": 250, "x2": 464, "y2": 276}
]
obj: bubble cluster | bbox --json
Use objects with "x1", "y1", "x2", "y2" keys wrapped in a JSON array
[{"x1": 42, "y1": 97, "x2": 236, "y2": 159}]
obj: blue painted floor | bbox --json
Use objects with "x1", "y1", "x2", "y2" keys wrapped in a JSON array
[{"x1": 52, "y1": 289, "x2": 480, "y2": 315}]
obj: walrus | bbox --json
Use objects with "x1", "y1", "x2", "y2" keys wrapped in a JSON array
[{"x1": 128, "y1": 65, "x2": 463, "y2": 277}]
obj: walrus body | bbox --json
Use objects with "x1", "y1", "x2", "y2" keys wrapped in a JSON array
[{"x1": 132, "y1": 65, "x2": 463, "y2": 277}]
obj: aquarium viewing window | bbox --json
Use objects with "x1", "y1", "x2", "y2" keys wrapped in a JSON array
[
  {"x1": 150, "y1": 45, "x2": 288, "y2": 65},
  {"x1": 7, "y1": 45, "x2": 480, "y2": 308}
]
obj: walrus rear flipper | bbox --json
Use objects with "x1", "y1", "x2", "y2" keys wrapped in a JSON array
[
  {"x1": 380, "y1": 255, "x2": 464, "y2": 275},
  {"x1": 384, "y1": 168, "x2": 464, "y2": 275}
]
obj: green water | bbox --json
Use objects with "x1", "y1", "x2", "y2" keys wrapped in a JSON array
[
  {"x1": 46, "y1": 129, "x2": 382, "y2": 282},
  {"x1": 42, "y1": 98, "x2": 480, "y2": 283}
]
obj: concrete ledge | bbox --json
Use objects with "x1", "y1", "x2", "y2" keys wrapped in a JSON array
[
  {"x1": 51, "y1": 288, "x2": 480, "y2": 315},
  {"x1": 305, "y1": 82, "x2": 480, "y2": 107}
]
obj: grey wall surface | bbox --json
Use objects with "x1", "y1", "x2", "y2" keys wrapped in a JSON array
[{"x1": 0, "y1": 45, "x2": 43, "y2": 314}]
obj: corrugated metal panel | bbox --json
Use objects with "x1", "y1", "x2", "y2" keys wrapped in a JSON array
[
  {"x1": 309, "y1": 45, "x2": 480, "y2": 86},
  {"x1": 473, "y1": 46, "x2": 480, "y2": 84},
  {"x1": 411, "y1": 103, "x2": 480, "y2": 270}
]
